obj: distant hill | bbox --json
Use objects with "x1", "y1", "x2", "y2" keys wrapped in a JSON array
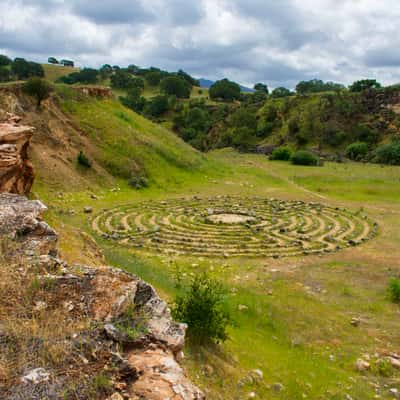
[{"x1": 199, "y1": 78, "x2": 254, "y2": 93}]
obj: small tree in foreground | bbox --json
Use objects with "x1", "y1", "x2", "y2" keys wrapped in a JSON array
[
  {"x1": 172, "y1": 273, "x2": 232, "y2": 344},
  {"x1": 23, "y1": 78, "x2": 52, "y2": 108}
]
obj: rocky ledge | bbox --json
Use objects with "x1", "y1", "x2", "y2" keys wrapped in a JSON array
[
  {"x1": 0, "y1": 114, "x2": 34, "y2": 195},
  {"x1": 0, "y1": 193, "x2": 204, "y2": 400}
]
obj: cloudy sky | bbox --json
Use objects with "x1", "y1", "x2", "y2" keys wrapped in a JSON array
[{"x1": 0, "y1": 0, "x2": 399, "y2": 88}]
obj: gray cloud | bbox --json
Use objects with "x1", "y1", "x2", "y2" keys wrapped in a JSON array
[
  {"x1": 70, "y1": 0, "x2": 153, "y2": 25},
  {"x1": 1, "y1": 0, "x2": 399, "y2": 88}
]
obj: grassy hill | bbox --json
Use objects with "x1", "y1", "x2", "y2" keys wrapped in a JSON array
[{"x1": 42, "y1": 63, "x2": 79, "y2": 82}]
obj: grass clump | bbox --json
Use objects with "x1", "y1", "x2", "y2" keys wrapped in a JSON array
[
  {"x1": 291, "y1": 150, "x2": 320, "y2": 166},
  {"x1": 172, "y1": 273, "x2": 232, "y2": 345},
  {"x1": 270, "y1": 146, "x2": 292, "y2": 161},
  {"x1": 388, "y1": 278, "x2": 400, "y2": 303}
]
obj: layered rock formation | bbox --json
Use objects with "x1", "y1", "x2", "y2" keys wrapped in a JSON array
[
  {"x1": 0, "y1": 193, "x2": 203, "y2": 399},
  {"x1": 0, "y1": 114, "x2": 35, "y2": 195}
]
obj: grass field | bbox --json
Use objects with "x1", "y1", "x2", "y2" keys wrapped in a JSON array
[
  {"x1": 42, "y1": 63, "x2": 79, "y2": 82},
  {"x1": 33, "y1": 143, "x2": 400, "y2": 399}
]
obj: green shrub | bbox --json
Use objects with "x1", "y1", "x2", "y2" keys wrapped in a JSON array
[
  {"x1": 373, "y1": 142, "x2": 400, "y2": 165},
  {"x1": 345, "y1": 141, "x2": 369, "y2": 161},
  {"x1": 90, "y1": 373, "x2": 112, "y2": 396},
  {"x1": 77, "y1": 151, "x2": 92, "y2": 168},
  {"x1": 128, "y1": 175, "x2": 149, "y2": 189},
  {"x1": 23, "y1": 77, "x2": 52, "y2": 107},
  {"x1": 388, "y1": 278, "x2": 400, "y2": 303},
  {"x1": 270, "y1": 146, "x2": 292, "y2": 161},
  {"x1": 291, "y1": 150, "x2": 320, "y2": 166},
  {"x1": 172, "y1": 273, "x2": 232, "y2": 344}
]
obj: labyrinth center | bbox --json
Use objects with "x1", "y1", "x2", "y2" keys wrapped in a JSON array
[{"x1": 92, "y1": 197, "x2": 377, "y2": 258}]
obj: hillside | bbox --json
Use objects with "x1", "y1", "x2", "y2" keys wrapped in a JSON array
[{"x1": 0, "y1": 83, "x2": 210, "y2": 192}]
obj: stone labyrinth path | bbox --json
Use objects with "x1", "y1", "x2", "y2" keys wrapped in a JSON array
[{"x1": 92, "y1": 196, "x2": 378, "y2": 258}]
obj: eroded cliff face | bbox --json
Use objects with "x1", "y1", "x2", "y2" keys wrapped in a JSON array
[
  {"x1": 0, "y1": 193, "x2": 203, "y2": 399},
  {"x1": 0, "y1": 114, "x2": 35, "y2": 195}
]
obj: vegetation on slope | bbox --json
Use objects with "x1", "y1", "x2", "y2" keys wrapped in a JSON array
[{"x1": 55, "y1": 86, "x2": 209, "y2": 187}]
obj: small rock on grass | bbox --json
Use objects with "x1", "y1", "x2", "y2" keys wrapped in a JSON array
[
  {"x1": 355, "y1": 358, "x2": 370, "y2": 371},
  {"x1": 21, "y1": 368, "x2": 50, "y2": 384}
]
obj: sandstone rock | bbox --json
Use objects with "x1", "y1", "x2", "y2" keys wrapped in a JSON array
[
  {"x1": 108, "y1": 393, "x2": 124, "y2": 400},
  {"x1": 0, "y1": 118, "x2": 35, "y2": 195}
]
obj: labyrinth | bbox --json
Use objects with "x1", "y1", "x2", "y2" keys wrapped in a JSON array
[{"x1": 92, "y1": 196, "x2": 378, "y2": 258}]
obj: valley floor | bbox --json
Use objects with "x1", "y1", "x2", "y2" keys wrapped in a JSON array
[{"x1": 34, "y1": 150, "x2": 400, "y2": 400}]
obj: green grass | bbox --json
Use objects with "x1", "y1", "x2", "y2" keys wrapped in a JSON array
[
  {"x1": 32, "y1": 100, "x2": 400, "y2": 399},
  {"x1": 42, "y1": 63, "x2": 79, "y2": 82},
  {"x1": 55, "y1": 86, "x2": 217, "y2": 187}
]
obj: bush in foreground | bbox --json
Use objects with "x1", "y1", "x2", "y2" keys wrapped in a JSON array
[
  {"x1": 270, "y1": 146, "x2": 292, "y2": 161},
  {"x1": 388, "y1": 278, "x2": 400, "y2": 304},
  {"x1": 172, "y1": 273, "x2": 232, "y2": 344},
  {"x1": 291, "y1": 150, "x2": 320, "y2": 166}
]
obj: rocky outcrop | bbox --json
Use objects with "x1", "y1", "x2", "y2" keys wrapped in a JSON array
[
  {"x1": 0, "y1": 114, "x2": 35, "y2": 195},
  {"x1": 72, "y1": 86, "x2": 113, "y2": 99},
  {"x1": 0, "y1": 193, "x2": 204, "y2": 400}
]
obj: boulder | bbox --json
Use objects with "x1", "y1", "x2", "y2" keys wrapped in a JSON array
[{"x1": 0, "y1": 116, "x2": 35, "y2": 195}]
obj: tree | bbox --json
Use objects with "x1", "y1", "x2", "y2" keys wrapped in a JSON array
[
  {"x1": 99, "y1": 64, "x2": 113, "y2": 79},
  {"x1": 296, "y1": 79, "x2": 344, "y2": 95},
  {"x1": 160, "y1": 76, "x2": 191, "y2": 98},
  {"x1": 254, "y1": 82, "x2": 269, "y2": 94},
  {"x1": 176, "y1": 69, "x2": 199, "y2": 86},
  {"x1": 0, "y1": 67, "x2": 10, "y2": 83},
  {"x1": 127, "y1": 64, "x2": 140, "y2": 74},
  {"x1": 349, "y1": 79, "x2": 382, "y2": 92},
  {"x1": 209, "y1": 78, "x2": 241, "y2": 101},
  {"x1": 145, "y1": 95, "x2": 169, "y2": 117},
  {"x1": 11, "y1": 58, "x2": 44, "y2": 80},
  {"x1": 271, "y1": 87, "x2": 292, "y2": 98},
  {"x1": 0, "y1": 54, "x2": 12, "y2": 66},
  {"x1": 120, "y1": 88, "x2": 147, "y2": 113},
  {"x1": 59, "y1": 68, "x2": 98, "y2": 84},
  {"x1": 23, "y1": 78, "x2": 52, "y2": 107},
  {"x1": 145, "y1": 70, "x2": 163, "y2": 86},
  {"x1": 230, "y1": 108, "x2": 257, "y2": 130},
  {"x1": 110, "y1": 70, "x2": 143, "y2": 90}
]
